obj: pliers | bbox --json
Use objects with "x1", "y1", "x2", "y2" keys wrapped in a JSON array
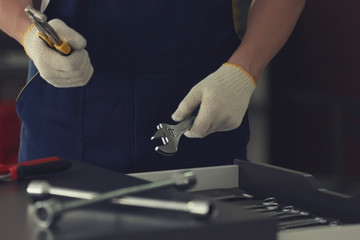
[
  {"x1": 24, "y1": 6, "x2": 72, "y2": 56},
  {"x1": 0, "y1": 157, "x2": 71, "y2": 181}
]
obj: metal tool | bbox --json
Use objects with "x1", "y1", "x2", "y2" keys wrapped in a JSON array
[
  {"x1": 151, "y1": 113, "x2": 196, "y2": 156},
  {"x1": 251, "y1": 203, "x2": 279, "y2": 212},
  {"x1": 33, "y1": 171, "x2": 196, "y2": 228},
  {"x1": 209, "y1": 193, "x2": 254, "y2": 201},
  {"x1": 0, "y1": 157, "x2": 71, "y2": 181},
  {"x1": 111, "y1": 198, "x2": 214, "y2": 218},
  {"x1": 258, "y1": 206, "x2": 310, "y2": 221},
  {"x1": 25, "y1": 6, "x2": 72, "y2": 55},
  {"x1": 275, "y1": 206, "x2": 310, "y2": 220},
  {"x1": 278, "y1": 217, "x2": 329, "y2": 230},
  {"x1": 27, "y1": 180, "x2": 97, "y2": 200},
  {"x1": 241, "y1": 197, "x2": 277, "y2": 209},
  {"x1": 27, "y1": 180, "x2": 214, "y2": 217}
]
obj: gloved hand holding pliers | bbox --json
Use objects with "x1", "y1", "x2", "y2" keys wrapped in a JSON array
[{"x1": 22, "y1": 7, "x2": 93, "y2": 88}]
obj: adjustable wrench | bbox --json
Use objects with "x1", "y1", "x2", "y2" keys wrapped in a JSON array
[{"x1": 151, "y1": 113, "x2": 195, "y2": 156}]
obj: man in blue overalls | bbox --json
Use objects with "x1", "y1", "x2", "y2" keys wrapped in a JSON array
[{"x1": 0, "y1": 0, "x2": 305, "y2": 173}]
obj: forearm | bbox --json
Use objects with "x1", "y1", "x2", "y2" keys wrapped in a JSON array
[
  {"x1": 228, "y1": 0, "x2": 306, "y2": 82},
  {"x1": 0, "y1": 0, "x2": 33, "y2": 44}
]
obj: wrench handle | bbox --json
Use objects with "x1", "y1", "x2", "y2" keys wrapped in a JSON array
[{"x1": 177, "y1": 113, "x2": 196, "y2": 133}]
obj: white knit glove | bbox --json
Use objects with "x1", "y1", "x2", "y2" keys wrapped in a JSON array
[
  {"x1": 172, "y1": 63, "x2": 256, "y2": 138},
  {"x1": 22, "y1": 19, "x2": 93, "y2": 88}
]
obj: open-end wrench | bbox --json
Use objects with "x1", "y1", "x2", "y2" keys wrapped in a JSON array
[
  {"x1": 274, "y1": 206, "x2": 310, "y2": 220},
  {"x1": 259, "y1": 205, "x2": 310, "y2": 220},
  {"x1": 209, "y1": 193, "x2": 254, "y2": 201},
  {"x1": 251, "y1": 203, "x2": 279, "y2": 212},
  {"x1": 33, "y1": 171, "x2": 196, "y2": 228},
  {"x1": 278, "y1": 217, "x2": 329, "y2": 230},
  {"x1": 151, "y1": 113, "x2": 196, "y2": 156},
  {"x1": 241, "y1": 197, "x2": 277, "y2": 210},
  {"x1": 27, "y1": 180, "x2": 213, "y2": 218}
]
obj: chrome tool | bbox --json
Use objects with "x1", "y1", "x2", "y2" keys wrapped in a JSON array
[
  {"x1": 25, "y1": 6, "x2": 72, "y2": 55},
  {"x1": 33, "y1": 171, "x2": 196, "y2": 228},
  {"x1": 27, "y1": 180, "x2": 213, "y2": 218},
  {"x1": 151, "y1": 113, "x2": 196, "y2": 156}
]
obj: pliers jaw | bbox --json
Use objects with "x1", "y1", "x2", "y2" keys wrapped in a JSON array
[
  {"x1": 25, "y1": 6, "x2": 60, "y2": 45},
  {"x1": 24, "y1": 5, "x2": 72, "y2": 56}
]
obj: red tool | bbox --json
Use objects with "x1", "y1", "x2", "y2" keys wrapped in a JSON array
[{"x1": 0, "y1": 156, "x2": 71, "y2": 181}]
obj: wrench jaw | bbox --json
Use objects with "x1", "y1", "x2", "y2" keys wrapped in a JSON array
[
  {"x1": 150, "y1": 124, "x2": 166, "y2": 140},
  {"x1": 151, "y1": 123, "x2": 179, "y2": 156},
  {"x1": 151, "y1": 114, "x2": 195, "y2": 156},
  {"x1": 155, "y1": 142, "x2": 177, "y2": 156}
]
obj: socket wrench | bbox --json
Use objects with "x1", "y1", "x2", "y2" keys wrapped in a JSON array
[
  {"x1": 27, "y1": 180, "x2": 213, "y2": 218},
  {"x1": 33, "y1": 171, "x2": 196, "y2": 228}
]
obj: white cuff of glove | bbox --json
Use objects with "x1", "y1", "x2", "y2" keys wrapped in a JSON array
[
  {"x1": 22, "y1": 19, "x2": 93, "y2": 88},
  {"x1": 172, "y1": 63, "x2": 256, "y2": 138}
]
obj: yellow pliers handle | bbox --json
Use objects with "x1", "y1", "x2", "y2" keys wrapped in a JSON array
[
  {"x1": 38, "y1": 32, "x2": 72, "y2": 56},
  {"x1": 25, "y1": 6, "x2": 72, "y2": 56}
]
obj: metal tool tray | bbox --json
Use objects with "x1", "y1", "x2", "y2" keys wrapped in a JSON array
[
  {"x1": 0, "y1": 160, "x2": 276, "y2": 240},
  {"x1": 234, "y1": 159, "x2": 360, "y2": 223},
  {"x1": 131, "y1": 159, "x2": 360, "y2": 240}
]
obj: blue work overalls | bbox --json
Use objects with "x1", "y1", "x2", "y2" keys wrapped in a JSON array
[{"x1": 16, "y1": 0, "x2": 250, "y2": 173}]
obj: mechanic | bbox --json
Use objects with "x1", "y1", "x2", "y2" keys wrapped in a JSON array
[{"x1": 0, "y1": 0, "x2": 305, "y2": 172}]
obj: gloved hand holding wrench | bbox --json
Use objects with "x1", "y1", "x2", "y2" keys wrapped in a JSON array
[
  {"x1": 151, "y1": 63, "x2": 255, "y2": 155},
  {"x1": 172, "y1": 63, "x2": 255, "y2": 138},
  {"x1": 151, "y1": 113, "x2": 196, "y2": 156},
  {"x1": 23, "y1": 6, "x2": 93, "y2": 88}
]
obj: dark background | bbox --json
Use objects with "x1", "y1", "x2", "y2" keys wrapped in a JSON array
[{"x1": 269, "y1": 0, "x2": 360, "y2": 194}]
